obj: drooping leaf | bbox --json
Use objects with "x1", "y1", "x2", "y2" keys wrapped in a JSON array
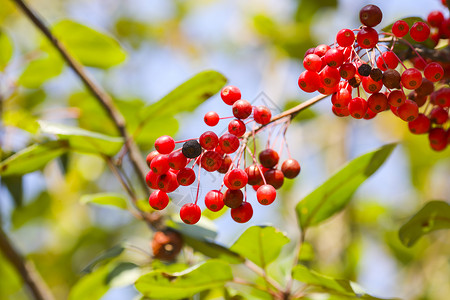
[
  {"x1": 399, "y1": 200, "x2": 450, "y2": 247},
  {"x1": 18, "y1": 53, "x2": 64, "y2": 88},
  {"x1": 136, "y1": 70, "x2": 227, "y2": 137},
  {"x1": 135, "y1": 260, "x2": 233, "y2": 299},
  {"x1": 292, "y1": 265, "x2": 354, "y2": 294},
  {"x1": 39, "y1": 121, "x2": 123, "y2": 156},
  {"x1": 0, "y1": 29, "x2": 13, "y2": 70},
  {"x1": 296, "y1": 143, "x2": 396, "y2": 231},
  {"x1": 230, "y1": 226, "x2": 289, "y2": 268},
  {"x1": 82, "y1": 244, "x2": 126, "y2": 273},
  {"x1": 52, "y1": 20, "x2": 126, "y2": 68},
  {"x1": 0, "y1": 140, "x2": 68, "y2": 176},
  {"x1": 80, "y1": 193, "x2": 128, "y2": 210}
]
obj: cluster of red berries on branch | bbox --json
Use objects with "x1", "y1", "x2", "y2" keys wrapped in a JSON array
[
  {"x1": 145, "y1": 86, "x2": 301, "y2": 225},
  {"x1": 298, "y1": 3, "x2": 449, "y2": 151}
]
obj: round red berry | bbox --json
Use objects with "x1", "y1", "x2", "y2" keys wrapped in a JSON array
[
  {"x1": 155, "y1": 135, "x2": 175, "y2": 154},
  {"x1": 204, "y1": 190, "x2": 224, "y2": 212},
  {"x1": 180, "y1": 203, "x2": 201, "y2": 225},
  {"x1": 199, "y1": 131, "x2": 219, "y2": 150},
  {"x1": 336, "y1": 29, "x2": 355, "y2": 47},
  {"x1": 204, "y1": 111, "x2": 220, "y2": 126},
  {"x1": 149, "y1": 190, "x2": 170, "y2": 210},
  {"x1": 221, "y1": 85, "x2": 241, "y2": 105},
  {"x1": 231, "y1": 202, "x2": 253, "y2": 223},
  {"x1": 168, "y1": 151, "x2": 188, "y2": 170},
  {"x1": 177, "y1": 168, "x2": 196, "y2": 186},
  {"x1": 256, "y1": 185, "x2": 277, "y2": 205},
  {"x1": 392, "y1": 20, "x2": 409, "y2": 37},
  {"x1": 232, "y1": 99, "x2": 253, "y2": 119},
  {"x1": 253, "y1": 106, "x2": 272, "y2": 125},
  {"x1": 281, "y1": 159, "x2": 301, "y2": 179},
  {"x1": 410, "y1": 22, "x2": 430, "y2": 42}
]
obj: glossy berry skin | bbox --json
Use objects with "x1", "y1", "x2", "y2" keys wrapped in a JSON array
[
  {"x1": 168, "y1": 151, "x2": 188, "y2": 170},
  {"x1": 298, "y1": 70, "x2": 320, "y2": 92},
  {"x1": 232, "y1": 100, "x2": 253, "y2": 119},
  {"x1": 223, "y1": 189, "x2": 244, "y2": 208},
  {"x1": 430, "y1": 106, "x2": 449, "y2": 124},
  {"x1": 245, "y1": 164, "x2": 264, "y2": 185},
  {"x1": 324, "y1": 48, "x2": 344, "y2": 68},
  {"x1": 253, "y1": 106, "x2": 272, "y2": 125},
  {"x1": 401, "y1": 68, "x2": 422, "y2": 90},
  {"x1": 177, "y1": 168, "x2": 196, "y2": 186},
  {"x1": 259, "y1": 149, "x2": 279, "y2": 168},
  {"x1": 359, "y1": 4, "x2": 382, "y2": 27},
  {"x1": 201, "y1": 150, "x2": 223, "y2": 172},
  {"x1": 264, "y1": 169, "x2": 285, "y2": 190},
  {"x1": 303, "y1": 54, "x2": 322, "y2": 72},
  {"x1": 368, "y1": 92, "x2": 388, "y2": 113},
  {"x1": 397, "y1": 99, "x2": 419, "y2": 122},
  {"x1": 388, "y1": 90, "x2": 406, "y2": 107},
  {"x1": 204, "y1": 111, "x2": 220, "y2": 126},
  {"x1": 228, "y1": 119, "x2": 246, "y2": 137},
  {"x1": 281, "y1": 159, "x2": 301, "y2": 179},
  {"x1": 218, "y1": 133, "x2": 240, "y2": 154},
  {"x1": 204, "y1": 190, "x2": 224, "y2": 212},
  {"x1": 408, "y1": 113, "x2": 430, "y2": 134},
  {"x1": 410, "y1": 22, "x2": 430, "y2": 42},
  {"x1": 157, "y1": 171, "x2": 179, "y2": 193},
  {"x1": 146, "y1": 171, "x2": 159, "y2": 189},
  {"x1": 221, "y1": 85, "x2": 241, "y2": 105},
  {"x1": 332, "y1": 105, "x2": 350, "y2": 117},
  {"x1": 180, "y1": 203, "x2": 201, "y2": 225},
  {"x1": 376, "y1": 51, "x2": 399, "y2": 71},
  {"x1": 392, "y1": 20, "x2": 409, "y2": 37},
  {"x1": 199, "y1": 131, "x2": 219, "y2": 150},
  {"x1": 182, "y1": 140, "x2": 202, "y2": 158},
  {"x1": 320, "y1": 66, "x2": 341, "y2": 88},
  {"x1": 146, "y1": 150, "x2": 159, "y2": 168},
  {"x1": 314, "y1": 44, "x2": 330, "y2": 57},
  {"x1": 155, "y1": 135, "x2": 175, "y2": 154},
  {"x1": 356, "y1": 26, "x2": 379, "y2": 49},
  {"x1": 428, "y1": 128, "x2": 447, "y2": 151},
  {"x1": 150, "y1": 154, "x2": 170, "y2": 174},
  {"x1": 433, "y1": 88, "x2": 450, "y2": 108},
  {"x1": 348, "y1": 97, "x2": 368, "y2": 119},
  {"x1": 427, "y1": 11, "x2": 444, "y2": 28},
  {"x1": 218, "y1": 155, "x2": 232, "y2": 174},
  {"x1": 339, "y1": 63, "x2": 356, "y2": 80},
  {"x1": 225, "y1": 169, "x2": 248, "y2": 190},
  {"x1": 424, "y1": 63, "x2": 444, "y2": 82},
  {"x1": 256, "y1": 185, "x2": 277, "y2": 205},
  {"x1": 362, "y1": 76, "x2": 383, "y2": 93},
  {"x1": 149, "y1": 190, "x2": 170, "y2": 210},
  {"x1": 363, "y1": 108, "x2": 377, "y2": 120},
  {"x1": 331, "y1": 89, "x2": 352, "y2": 108},
  {"x1": 336, "y1": 29, "x2": 355, "y2": 47},
  {"x1": 231, "y1": 202, "x2": 253, "y2": 223}
]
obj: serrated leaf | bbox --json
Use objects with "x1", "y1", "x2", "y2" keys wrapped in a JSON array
[
  {"x1": 136, "y1": 70, "x2": 226, "y2": 137},
  {"x1": 18, "y1": 53, "x2": 64, "y2": 88},
  {"x1": 0, "y1": 141, "x2": 68, "y2": 176},
  {"x1": 52, "y1": 20, "x2": 126, "y2": 68},
  {"x1": 296, "y1": 143, "x2": 396, "y2": 231},
  {"x1": 399, "y1": 200, "x2": 450, "y2": 247},
  {"x1": 135, "y1": 260, "x2": 232, "y2": 299},
  {"x1": 0, "y1": 29, "x2": 13, "y2": 70},
  {"x1": 230, "y1": 226, "x2": 289, "y2": 268},
  {"x1": 80, "y1": 193, "x2": 128, "y2": 210},
  {"x1": 39, "y1": 121, "x2": 123, "y2": 156}
]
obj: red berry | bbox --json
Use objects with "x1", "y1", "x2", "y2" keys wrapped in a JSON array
[
  {"x1": 180, "y1": 203, "x2": 201, "y2": 224},
  {"x1": 253, "y1": 106, "x2": 272, "y2": 125},
  {"x1": 348, "y1": 97, "x2": 368, "y2": 119},
  {"x1": 376, "y1": 51, "x2": 398, "y2": 70},
  {"x1": 324, "y1": 48, "x2": 344, "y2": 68},
  {"x1": 314, "y1": 44, "x2": 330, "y2": 57},
  {"x1": 217, "y1": 154, "x2": 232, "y2": 174},
  {"x1": 146, "y1": 150, "x2": 159, "y2": 168},
  {"x1": 232, "y1": 99, "x2": 253, "y2": 119},
  {"x1": 368, "y1": 92, "x2": 388, "y2": 113},
  {"x1": 223, "y1": 189, "x2": 244, "y2": 208},
  {"x1": 201, "y1": 150, "x2": 223, "y2": 172},
  {"x1": 228, "y1": 119, "x2": 246, "y2": 137},
  {"x1": 150, "y1": 154, "x2": 170, "y2": 174},
  {"x1": 432, "y1": 88, "x2": 450, "y2": 108},
  {"x1": 392, "y1": 20, "x2": 409, "y2": 37},
  {"x1": 199, "y1": 131, "x2": 219, "y2": 150},
  {"x1": 204, "y1": 111, "x2": 220, "y2": 126},
  {"x1": 298, "y1": 70, "x2": 320, "y2": 92},
  {"x1": 362, "y1": 76, "x2": 383, "y2": 93},
  {"x1": 264, "y1": 169, "x2": 284, "y2": 189},
  {"x1": 430, "y1": 106, "x2": 449, "y2": 124},
  {"x1": 410, "y1": 22, "x2": 430, "y2": 42},
  {"x1": 177, "y1": 168, "x2": 196, "y2": 186},
  {"x1": 281, "y1": 159, "x2": 301, "y2": 179},
  {"x1": 428, "y1": 128, "x2": 448, "y2": 151},
  {"x1": 157, "y1": 171, "x2": 179, "y2": 193},
  {"x1": 363, "y1": 107, "x2": 377, "y2": 120},
  {"x1": 256, "y1": 185, "x2": 277, "y2": 205},
  {"x1": 356, "y1": 26, "x2": 379, "y2": 49},
  {"x1": 259, "y1": 148, "x2": 279, "y2": 168},
  {"x1": 332, "y1": 105, "x2": 350, "y2": 117},
  {"x1": 231, "y1": 202, "x2": 253, "y2": 223},
  {"x1": 336, "y1": 29, "x2": 355, "y2": 47},
  {"x1": 245, "y1": 164, "x2": 264, "y2": 185},
  {"x1": 359, "y1": 4, "x2": 383, "y2": 27},
  {"x1": 427, "y1": 11, "x2": 444, "y2": 27},
  {"x1": 218, "y1": 133, "x2": 240, "y2": 154},
  {"x1": 331, "y1": 88, "x2": 352, "y2": 108},
  {"x1": 155, "y1": 135, "x2": 175, "y2": 154},
  {"x1": 221, "y1": 85, "x2": 241, "y2": 105},
  {"x1": 204, "y1": 190, "x2": 224, "y2": 212},
  {"x1": 388, "y1": 90, "x2": 406, "y2": 107},
  {"x1": 146, "y1": 170, "x2": 159, "y2": 189},
  {"x1": 424, "y1": 62, "x2": 444, "y2": 82},
  {"x1": 225, "y1": 169, "x2": 248, "y2": 190},
  {"x1": 149, "y1": 190, "x2": 170, "y2": 210},
  {"x1": 303, "y1": 54, "x2": 322, "y2": 72},
  {"x1": 339, "y1": 63, "x2": 356, "y2": 80},
  {"x1": 168, "y1": 151, "x2": 188, "y2": 170},
  {"x1": 320, "y1": 65, "x2": 341, "y2": 88},
  {"x1": 408, "y1": 113, "x2": 430, "y2": 134},
  {"x1": 397, "y1": 99, "x2": 419, "y2": 122},
  {"x1": 401, "y1": 68, "x2": 423, "y2": 90}
]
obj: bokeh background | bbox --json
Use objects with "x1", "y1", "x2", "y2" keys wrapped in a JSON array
[{"x1": 0, "y1": 0, "x2": 449, "y2": 299}]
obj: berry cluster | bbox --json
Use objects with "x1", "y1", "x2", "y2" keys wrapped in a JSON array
[
  {"x1": 298, "y1": 4, "x2": 449, "y2": 151},
  {"x1": 145, "y1": 86, "x2": 301, "y2": 225}
]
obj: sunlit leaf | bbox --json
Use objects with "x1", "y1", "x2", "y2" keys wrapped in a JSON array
[
  {"x1": 399, "y1": 200, "x2": 450, "y2": 247},
  {"x1": 39, "y1": 121, "x2": 123, "y2": 156},
  {"x1": 135, "y1": 260, "x2": 232, "y2": 299},
  {"x1": 18, "y1": 53, "x2": 64, "y2": 88},
  {"x1": 0, "y1": 252, "x2": 22, "y2": 298},
  {"x1": 52, "y1": 20, "x2": 127, "y2": 68},
  {"x1": 80, "y1": 193, "x2": 128, "y2": 210},
  {"x1": 0, "y1": 29, "x2": 13, "y2": 70},
  {"x1": 230, "y1": 226, "x2": 289, "y2": 268},
  {"x1": 0, "y1": 141, "x2": 68, "y2": 176},
  {"x1": 296, "y1": 144, "x2": 396, "y2": 231},
  {"x1": 68, "y1": 264, "x2": 111, "y2": 300},
  {"x1": 3, "y1": 110, "x2": 39, "y2": 133},
  {"x1": 11, "y1": 192, "x2": 51, "y2": 229}
]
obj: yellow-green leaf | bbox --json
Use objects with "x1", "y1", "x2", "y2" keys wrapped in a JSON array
[
  {"x1": 0, "y1": 29, "x2": 13, "y2": 70},
  {"x1": 18, "y1": 53, "x2": 64, "y2": 88},
  {"x1": 80, "y1": 193, "x2": 128, "y2": 210}
]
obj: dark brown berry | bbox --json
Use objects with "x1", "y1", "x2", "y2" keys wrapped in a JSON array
[
  {"x1": 358, "y1": 64, "x2": 372, "y2": 77},
  {"x1": 182, "y1": 140, "x2": 202, "y2": 158},
  {"x1": 348, "y1": 75, "x2": 362, "y2": 88},
  {"x1": 382, "y1": 69, "x2": 401, "y2": 89},
  {"x1": 151, "y1": 230, "x2": 183, "y2": 261},
  {"x1": 370, "y1": 68, "x2": 383, "y2": 82}
]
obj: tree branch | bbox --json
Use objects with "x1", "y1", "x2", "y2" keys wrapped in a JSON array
[
  {"x1": 12, "y1": 0, "x2": 149, "y2": 194},
  {"x1": 0, "y1": 226, "x2": 55, "y2": 300}
]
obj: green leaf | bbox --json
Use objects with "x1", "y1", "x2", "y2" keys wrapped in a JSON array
[
  {"x1": 80, "y1": 193, "x2": 128, "y2": 210},
  {"x1": 399, "y1": 200, "x2": 450, "y2": 247},
  {"x1": 3, "y1": 109, "x2": 39, "y2": 134},
  {"x1": 52, "y1": 20, "x2": 126, "y2": 68},
  {"x1": 292, "y1": 265, "x2": 354, "y2": 294},
  {"x1": 11, "y1": 192, "x2": 51, "y2": 229},
  {"x1": 230, "y1": 226, "x2": 289, "y2": 268},
  {"x1": 18, "y1": 53, "x2": 64, "y2": 88},
  {"x1": 135, "y1": 260, "x2": 233, "y2": 299},
  {"x1": 39, "y1": 121, "x2": 124, "y2": 156},
  {"x1": 136, "y1": 70, "x2": 227, "y2": 136},
  {"x1": 0, "y1": 29, "x2": 13, "y2": 70},
  {"x1": 296, "y1": 143, "x2": 396, "y2": 231},
  {"x1": 0, "y1": 252, "x2": 22, "y2": 298},
  {"x1": 82, "y1": 244, "x2": 126, "y2": 273},
  {"x1": 2, "y1": 176, "x2": 23, "y2": 207},
  {"x1": 68, "y1": 264, "x2": 111, "y2": 300},
  {"x1": 0, "y1": 140, "x2": 68, "y2": 176}
]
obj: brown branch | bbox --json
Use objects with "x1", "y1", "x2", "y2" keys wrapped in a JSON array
[
  {"x1": 0, "y1": 226, "x2": 55, "y2": 300},
  {"x1": 12, "y1": 0, "x2": 149, "y2": 194}
]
